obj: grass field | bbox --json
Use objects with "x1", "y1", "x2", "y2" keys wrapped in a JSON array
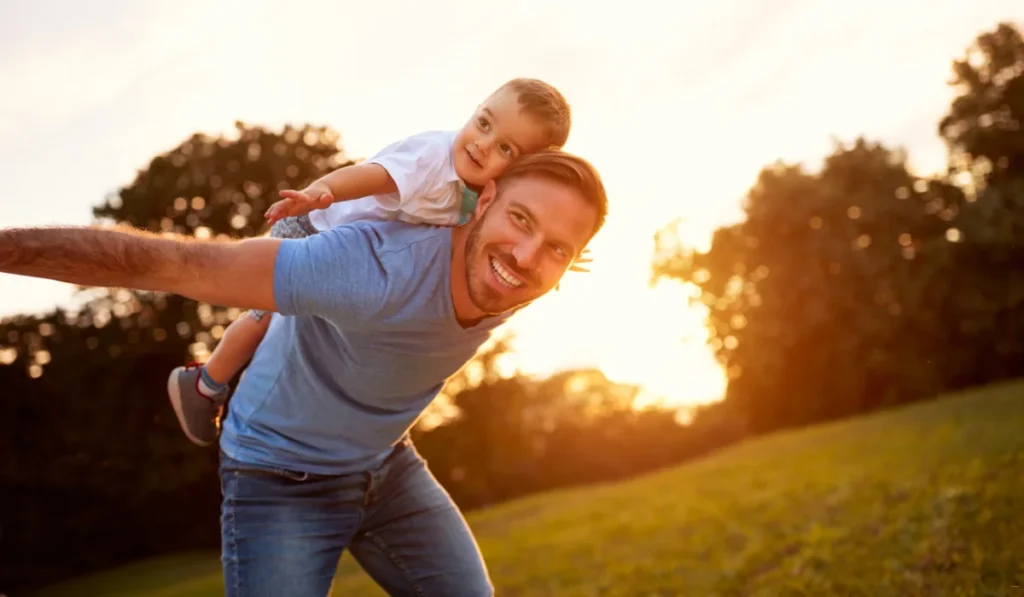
[{"x1": 33, "y1": 380, "x2": 1024, "y2": 596}]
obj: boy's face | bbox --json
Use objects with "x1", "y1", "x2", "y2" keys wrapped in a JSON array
[{"x1": 453, "y1": 89, "x2": 551, "y2": 187}]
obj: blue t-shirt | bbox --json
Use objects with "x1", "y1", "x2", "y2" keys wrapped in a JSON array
[{"x1": 219, "y1": 221, "x2": 509, "y2": 475}]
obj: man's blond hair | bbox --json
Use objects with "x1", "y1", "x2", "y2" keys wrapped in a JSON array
[
  {"x1": 493, "y1": 78, "x2": 572, "y2": 149},
  {"x1": 495, "y1": 149, "x2": 607, "y2": 239}
]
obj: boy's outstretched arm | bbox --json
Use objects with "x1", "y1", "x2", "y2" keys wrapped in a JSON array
[
  {"x1": 0, "y1": 226, "x2": 281, "y2": 312},
  {"x1": 265, "y1": 163, "x2": 398, "y2": 224}
]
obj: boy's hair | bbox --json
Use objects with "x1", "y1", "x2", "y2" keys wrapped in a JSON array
[
  {"x1": 495, "y1": 149, "x2": 607, "y2": 239},
  {"x1": 493, "y1": 78, "x2": 572, "y2": 149}
]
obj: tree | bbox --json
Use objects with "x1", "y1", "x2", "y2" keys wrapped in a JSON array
[
  {"x1": 937, "y1": 21, "x2": 1024, "y2": 384},
  {"x1": 940, "y1": 22, "x2": 1024, "y2": 191},
  {"x1": 652, "y1": 139, "x2": 967, "y2": 433},
  {"x1": 415, "y1": 352, "x2": 708, "y2": 510},
  {"x1": 651, "y1": 21, "x2": 1024, "y2": 434}
]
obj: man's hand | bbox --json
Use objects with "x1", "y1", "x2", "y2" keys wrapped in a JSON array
[{"x1": 265, "y1": 184, "x2": 335, "y2": 225}]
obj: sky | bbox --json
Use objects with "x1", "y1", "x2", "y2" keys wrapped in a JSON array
[{"x1": 1, "y1": 0, "x2": 1021, "y2": 408}]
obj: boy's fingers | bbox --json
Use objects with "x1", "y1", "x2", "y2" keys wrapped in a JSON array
[
  {"x1": 279, "y1": 190, "x2": 309, "y2": 202},
  {"x1": 264, "y1": 202, "x2": 282, "y2": 219}
]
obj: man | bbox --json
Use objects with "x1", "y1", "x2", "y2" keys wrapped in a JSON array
[{"x1": 0, "y1": 149, "x2": 608, "y2": 596}]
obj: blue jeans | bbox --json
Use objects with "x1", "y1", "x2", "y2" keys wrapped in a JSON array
[{"x1": 218, "y1": 441, "x2": 493, "y2": 596}]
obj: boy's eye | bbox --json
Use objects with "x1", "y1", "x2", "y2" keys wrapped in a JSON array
[
  {"x1": 550, "y1": 244, "x2": 566, "y2": 258},
  {"x1": 511, "y1": 212, "x2": 528, "y2": 227},
  {"x1": 500, "y1": 143, "x2": 513, "y2": 157},
  {"x1": 478, "y1": 118, "x2": 490, "y2": 132}
]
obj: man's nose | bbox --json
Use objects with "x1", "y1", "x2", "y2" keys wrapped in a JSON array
[{"x1": 512, "y1": 237, "x2": 542, "y2": 270}]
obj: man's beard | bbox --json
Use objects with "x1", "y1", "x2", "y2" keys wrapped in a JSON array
[{"x1": 464, "y1": 215, "x2": 536, "y2": 316}]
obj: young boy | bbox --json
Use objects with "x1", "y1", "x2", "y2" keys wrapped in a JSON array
[{"x1": 167, "y1": 78, "x2": 573, "y2": 447}]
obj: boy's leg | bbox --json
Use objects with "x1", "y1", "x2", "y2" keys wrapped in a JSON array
[
  {"x1": 168, "y1": 312, "x2": 271, "y2": 446},
  {"x1": 347, "y1": 442, "x2": 494, "y2": 596},
  {"x1": 219, "y1": 451, "x2": 364, "y2": 597},
  {"x1": 204, "y1": 310, "x2": 273, "y2": 387},
  {"x1": 167, "y1": 215, "x2": 317, "y2": 446}
]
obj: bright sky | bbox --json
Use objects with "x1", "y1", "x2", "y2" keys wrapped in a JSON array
[{"x1": 1, "y1": 0, "x2": 1020, "y2": 408}]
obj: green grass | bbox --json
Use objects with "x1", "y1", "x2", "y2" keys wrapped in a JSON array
[{"x1": 34, "y1": 380, "x2": 1024, "y2": 596}]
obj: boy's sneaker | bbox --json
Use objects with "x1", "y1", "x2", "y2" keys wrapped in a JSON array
[{"x1": 167, "y1": 364, "x2": 228, "y2": 447}]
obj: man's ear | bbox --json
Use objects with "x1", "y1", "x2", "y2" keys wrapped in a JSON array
[{"x1": 474, "y1": 180, "x2": 498, "y2": 219}]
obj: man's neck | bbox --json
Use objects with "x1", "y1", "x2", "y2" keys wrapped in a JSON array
[{"x1": 448, "y1": 225, "x2": 486, "y2": 328}]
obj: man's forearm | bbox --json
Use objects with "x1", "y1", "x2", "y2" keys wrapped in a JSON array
[
  {"x1": 0, "y1": 225, "x2": 194, "y2": 290},
  {"x1": 0, "y1": 225, "x2": 280, "y2": 311}
]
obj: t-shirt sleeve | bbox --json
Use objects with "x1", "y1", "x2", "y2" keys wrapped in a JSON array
[
  {"x1": 366, "y1": 132, "x2": 452, "y2": 211},
  {"x1": 272, "y1": 224, "x2": 387, "y2": 323}
]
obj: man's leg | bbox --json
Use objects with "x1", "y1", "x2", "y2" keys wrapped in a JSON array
[
  {"x1": 219, "y1": 452, "x2": 364, "y2": 597},
  {"x1": 348, "y1": 442, "x2": 494, "y2": 597}
]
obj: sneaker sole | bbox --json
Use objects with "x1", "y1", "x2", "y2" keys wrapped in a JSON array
[{"x1": 167, "y1": 372, "x2": 214, "y2": 447}]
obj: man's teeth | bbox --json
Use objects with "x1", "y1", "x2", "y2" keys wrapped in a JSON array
[{"x1": 490, "y1": 257, "x2": 523, "y2": 288}]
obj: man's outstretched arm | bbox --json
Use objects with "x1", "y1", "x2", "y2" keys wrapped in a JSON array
[{"x1": 0, "y1": 225, "x2": 281, "y2": 312}]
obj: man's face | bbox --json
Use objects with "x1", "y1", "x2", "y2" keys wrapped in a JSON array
[
  {"x1": 452, "y1": 89, "x2": 551, "y2": 187},
  {"x1": 463, "y1": 176, "x2": 598, "y2": 314}
]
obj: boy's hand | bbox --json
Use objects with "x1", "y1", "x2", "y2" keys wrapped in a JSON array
[{"x1": 265, "y1": 185, "x2": 335, "y2": 225}]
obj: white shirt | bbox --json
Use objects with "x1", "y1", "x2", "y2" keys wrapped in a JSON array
[{"x1": 307, "y1": 130, "x2": 470, "y2": 231}]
